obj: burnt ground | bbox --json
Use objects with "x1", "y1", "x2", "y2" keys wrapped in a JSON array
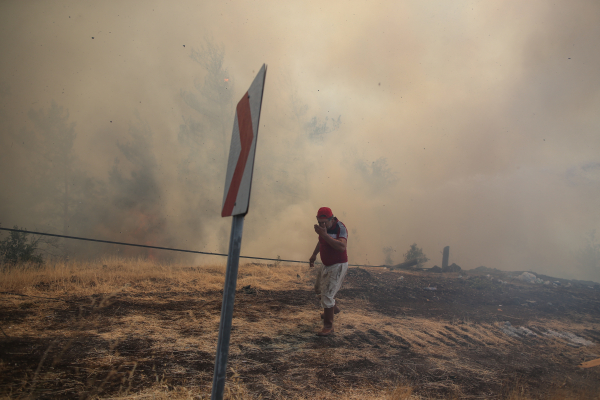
[{"x1": 1, "y1": 267, "x2": 600, "y2": 399}]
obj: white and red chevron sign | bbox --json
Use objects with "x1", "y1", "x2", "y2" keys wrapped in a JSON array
[{"x1": 221, "y1": 64, "x2": 267, "y2": 217}]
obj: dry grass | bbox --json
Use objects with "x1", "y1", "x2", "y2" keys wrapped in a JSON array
[
  {"x1": 1, "y1": 258, "x2": 599, "y2": 399},
  {"x1": 0, "y1": 257, "x2": 309, "y2": 296},
  {"x1": 107, "y1": 381, "x2": 416, "y2": 400},
  {"x1": 106, "y1": 381, "x2": 600, "y2": 400},
  {"x1": 505, "y1": 384, "x2": 600, "y2": 400}
]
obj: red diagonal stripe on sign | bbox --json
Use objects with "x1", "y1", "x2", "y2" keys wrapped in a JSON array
[{"x1": 222, "y1": 92, "x2": 254, "y2": 217}]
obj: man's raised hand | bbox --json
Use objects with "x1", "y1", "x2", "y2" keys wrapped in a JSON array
[{"x1": 314, "y1": 224, "x2": 327, "y2": 236}]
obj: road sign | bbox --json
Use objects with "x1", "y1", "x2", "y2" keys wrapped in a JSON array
[
  {"x1": 212, "y1": 64, "x2": 267, "y2": 400},
  {"x1": 221, "y1": 64, "x2": 267, "y2": 217}
]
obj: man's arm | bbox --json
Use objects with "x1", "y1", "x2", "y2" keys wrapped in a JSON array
[
  {"x1": 323, "y1": 236, "x2": 347, "y2": 252},
  {"x1": 309, "y1": 242, "x2": 319, "y2": 267},
  {"x1": 314, "y1": 224, "x2": 347, "y2": 252}
]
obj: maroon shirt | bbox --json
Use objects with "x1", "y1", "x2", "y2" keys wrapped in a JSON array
[{"x1": 319, "y1": 218, "x2": 348, "y2": 266}]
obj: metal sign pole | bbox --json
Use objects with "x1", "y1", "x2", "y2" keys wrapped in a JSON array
[
  {"x1": 211, "y1": 214, "x2": 245, "y2": 400},
  {"x1": 211, "y1": 64, "x2": 266, "y2": 399}
]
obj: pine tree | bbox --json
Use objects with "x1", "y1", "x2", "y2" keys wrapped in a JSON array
[
  {"x1": 0, "y1": 225, "x2": 43, "y2": 267},
  {"x1": 404, "y1": 243, "x2": 429, "y2": 269}
]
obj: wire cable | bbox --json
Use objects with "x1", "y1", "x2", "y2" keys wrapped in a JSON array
[{"x1": 0, "y1": 227, "x2": 376, "y2": 267}]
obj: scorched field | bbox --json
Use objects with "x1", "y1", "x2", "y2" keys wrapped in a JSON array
[{"x1": 1, "y1": 258, "x2": 599, "y2": 399}]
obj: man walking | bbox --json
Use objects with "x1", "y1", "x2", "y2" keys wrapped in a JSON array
[{"x1": 309, "y1": 207, "x2": 348, "y2": 336}]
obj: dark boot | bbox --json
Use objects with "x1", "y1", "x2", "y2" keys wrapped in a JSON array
[
  {"x1": 321, "y1": 304, "x2": 340, "y2": 319},
  {"x1": 317, "y1": 307, "x2": 335, "y2": 336}
]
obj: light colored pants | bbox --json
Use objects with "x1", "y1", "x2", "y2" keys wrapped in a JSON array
[{"x1": 314, "y1": 262, "x2": 348, "y2": 308}]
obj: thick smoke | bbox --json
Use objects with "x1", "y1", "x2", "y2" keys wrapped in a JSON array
[{"x1": 0, "y1": 1, "x2": 599, "y2": 281}]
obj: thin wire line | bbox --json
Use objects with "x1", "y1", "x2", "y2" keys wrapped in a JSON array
[{"x1": 0, "y1": 227, "x2": 374, "y2": 267}]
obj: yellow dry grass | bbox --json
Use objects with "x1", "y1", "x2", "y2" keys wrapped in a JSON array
[
  {"x1": 0, "y1": 257, "x2": 310, "y2": 296},
  {"x1": 107, "y1": 381, "x2": 416, "y2": 400},
  {"x1": 1, "y1": 258, "x2": 599, "y2": 400}
]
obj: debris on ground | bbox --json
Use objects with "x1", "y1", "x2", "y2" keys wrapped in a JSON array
[
  {"x1": 500, "y1": 321, "x2": 537, "y2": 338},
  {"x1": 242, "y1": 284, "x2": 257, "y2": 294},
  {"x1": 430, "y1": 265, "x2": 442, "y2": 273},
  {"x1": 517, "y1": 272, "x2": 544, "y2": 284},
  {"x1": 544, "y1": 329, "x2": 595, "y2": 347},
  {"x1": 442, "y1": 262, "x2": 462, "y2": 273}
]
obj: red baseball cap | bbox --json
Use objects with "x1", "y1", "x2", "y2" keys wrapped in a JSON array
[{"x1": 316, "y1": 207, "x2": 333, "y2": 219}]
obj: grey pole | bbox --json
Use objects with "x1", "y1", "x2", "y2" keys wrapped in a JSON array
[
  {"x1": 211, "y1": 214, "x2": 245, "y2": 400},
  {"x1": 442, "y1": 246, "x2": 450, "y2": 270}
]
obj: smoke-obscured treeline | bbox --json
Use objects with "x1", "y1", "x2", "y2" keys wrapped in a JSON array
[
  {"x1": 0, "y1": 33, "x2": 599, "y2": 279},
  {"x1": 1, "y1": 1, "x2": 600, "y2": 282},
  {"x1": 0, "y1": 39, "x2": 348, "y2": 263}
]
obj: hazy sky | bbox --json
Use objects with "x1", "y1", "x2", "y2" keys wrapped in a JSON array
[{"x1": 1, "y1": 1, "x2": 599, "y2": 280}]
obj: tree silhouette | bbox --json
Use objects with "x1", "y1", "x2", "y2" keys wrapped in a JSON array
[
  {"x1": 303, "y1": 115, "x2": 341, "y2": 141},
  {"x1": 355, "y1": 157, "x2": 398, "y2": 193},
  {"x1": 180, "y1": 39, "x2": 235, "y2": 164},
  {"x1": 26, "y1": 101, "x2": 76, "y2": 238},
  {"x1": 404, "y1": 243, "x2": 429, "y2": 269},
  {"x1": 19, "y1": 101, "x2": 105, "y2": 258},
  {"x1": 177, "y1": 39, "x2": 236, "y2": 252},
  {"x1": 0, "y1": 225, "x2": 43, "y2": 267},
  {"x1": 383, "y1": 246, "x2": 395, "y2": 265},
  {"x1": 285, "y1": 78, "x2": 342, "y2": 142},
  {"x1": 108, "y1": 113, "x2": 169, "y2": 259}
]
